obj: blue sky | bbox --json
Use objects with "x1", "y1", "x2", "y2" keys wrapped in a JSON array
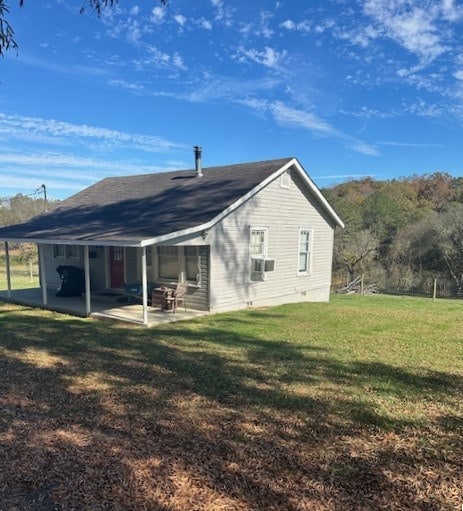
[{"x1": 1, "y1": 0, "x2": 463, "y2": 200}]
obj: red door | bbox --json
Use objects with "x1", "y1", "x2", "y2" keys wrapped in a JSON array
[{"x1": 109, "y1": 247, "x2": 124, "y2": 288}]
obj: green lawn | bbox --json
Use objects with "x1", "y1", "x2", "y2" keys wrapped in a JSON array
[
  {"x1": 0, "y1": 262, "x2": 39, "y2": 289},
  {"x1": 0, "y1": 295, "x2": 461, "y2": 510}
]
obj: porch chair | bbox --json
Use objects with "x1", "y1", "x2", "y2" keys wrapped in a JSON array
[{"x1": 165, "y1": 281, "x2": 188, "y2": 313}]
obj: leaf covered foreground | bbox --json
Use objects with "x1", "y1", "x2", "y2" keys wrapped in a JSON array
[{"x1": 0, "y1": 296, "x2": 462, "y2": 510}]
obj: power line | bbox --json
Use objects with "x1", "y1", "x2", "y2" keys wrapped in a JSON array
[{"x1": 0, "y1": 185, "x2": 48, "y2": 209}]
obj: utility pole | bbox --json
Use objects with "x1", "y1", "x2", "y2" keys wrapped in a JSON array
[{"x1": 41, "y1": 184, "x2": 47, "y2": 212}]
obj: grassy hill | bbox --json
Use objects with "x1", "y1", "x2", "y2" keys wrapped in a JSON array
[{"x1": 0, "y1": 295, "x2": 461, "y2": 510}]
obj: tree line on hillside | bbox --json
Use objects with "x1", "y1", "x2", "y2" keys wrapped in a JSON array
[{"x1": 322, "y1": 172, "x2": 463, "y2": 292}]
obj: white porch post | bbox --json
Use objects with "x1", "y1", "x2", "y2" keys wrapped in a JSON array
[
  {"x1": 39, "y1": 244, "x2": 48, "y2": 305},
  {"x1": 84, "y1": 245, "x2": 91, "y2": 316},
  {"x1": 141, "y1": 246, "x2": 148, "y2": 325},
  {"x1": 4, "y1": 242, "x2": 11, "y2": 297}
]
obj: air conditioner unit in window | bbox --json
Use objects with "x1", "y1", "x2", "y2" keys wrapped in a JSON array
[{"x1": 264, "y1": 259, "x2": 275, "y2": 272}]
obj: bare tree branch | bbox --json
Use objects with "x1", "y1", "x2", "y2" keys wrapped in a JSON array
[{"x1": 0, "y1": 1, "x2": 17, "y2": 57}]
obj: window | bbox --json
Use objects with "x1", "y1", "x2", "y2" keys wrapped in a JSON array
[
  {"x1": 158, "y1": 246, "x2": 179, "y2": 280},
  {"x1": 52, "y1": 244, "x2": 80, "y2": 259},
  {"x1": 52, "y1": 244, "x2": 65, "y2": 258},
  {"x1": 111, "y1": 246, "x2": 123, "y2": 261},
  {"x1": 250, "y1": 228, "x2": 268, "y2": 281},
  {"x1": 298, "y1": 229, "x2": 313, "y2": 274},
  {"x1": 156, "y1": 245, "x2": 202, "y2": 284},
  {"x1": 280, "y1": 171, "x2": 291, "y2": 189},
  {"x1": 184, "y1": 246, "x2": 200, "y2": 283},
  {"x1": 66, "y1": 245, "x2": 79, "y2": 259}
]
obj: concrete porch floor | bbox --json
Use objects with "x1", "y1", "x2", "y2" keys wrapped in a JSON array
[{"x1": 0, "y1": 287, "x2": 209, "y2": 326}]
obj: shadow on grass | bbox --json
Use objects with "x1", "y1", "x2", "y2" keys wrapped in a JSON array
[{"x1": 0, "y1": 307, "x2": 461, "y2": 510}]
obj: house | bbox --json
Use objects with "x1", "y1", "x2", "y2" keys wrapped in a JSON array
[{"x1": 0, "y1": 152, "x2": 344, "y2": 324}]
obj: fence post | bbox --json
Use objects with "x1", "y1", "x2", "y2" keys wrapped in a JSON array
[
  {"x1": 29, "y1": 261, "x2": 33, "y2": 283},
  {"x1": 433, "y1": 278, "x2": 437, "y2": 301},
  {"x1": 361, "y1": 274, "x2": 364, "y2": 296}
]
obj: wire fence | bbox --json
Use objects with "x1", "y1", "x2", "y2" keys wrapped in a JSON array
[{"x1": 333, "y1": 274, "x2": 463, "y2": 300}]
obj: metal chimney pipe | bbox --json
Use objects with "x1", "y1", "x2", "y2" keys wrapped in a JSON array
[{"x1": 194, "y1": 145, "x2": 203, "y2": 177}]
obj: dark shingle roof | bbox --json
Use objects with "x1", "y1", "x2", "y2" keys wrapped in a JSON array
[{"x1": 0, "y1": 157, "x2": 293, "y2": 244}]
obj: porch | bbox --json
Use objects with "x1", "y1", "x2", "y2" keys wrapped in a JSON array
[{"x1": 0, "y1": 287, "x2": 208, "y2": 327}]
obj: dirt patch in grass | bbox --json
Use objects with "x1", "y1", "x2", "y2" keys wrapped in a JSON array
[{"x1": 0, "y1": 298, "x2": 462, "y2": 510}]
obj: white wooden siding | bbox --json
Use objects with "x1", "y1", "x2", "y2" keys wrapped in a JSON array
[{"x1": 208, "y1": 170, "x2": 336, "y2": 312}]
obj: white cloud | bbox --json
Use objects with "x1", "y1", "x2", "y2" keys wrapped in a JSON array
[
  {"x1": 454, "y1": 70, "x2": 463, "y2": 80},
  {"x1": 14, "y1": 54, "x2": 108, "y2": 77},
  {"x1": 235, "y1": 46, "x2": 288, "y2": 70},
  {"x1": 280, "y1": 19, "x2": 295, "y2": 30},
  {"x1": 199, "y1": 18, "x2": 212, "y2": 30},
  {"x1": 362, "y1": 0, "x2": 448, "y2": 65},
  {"x1": 264, "y1": 102, "x2": 378, "y2": 156},
  {"x1": 108, "y1": 78, "x2": 144, "y2": 92},
  {"x1": 0, "y1": 174, "x2": 82, "y2": 193},
  {"x1": 174, "y1": 14, "x2": 187, "y2": 27},
  {"x1": 315, "y1": 173, "x2": 373, "y2": 180},
  {"x1": 210, "y1": 0, "x2": 233, "y2": 26},
  {"x1": 138, "y1": 46, "x2": 188, "y2": 72},
  {"x1": 236, "y1": 98, "x2": 269, "y2": 110},
  {"x1": 145, "y1": 45, "x2": 170, "y2": 65},
  {"x1": 270, "y1": 101, "x2": 336, "y2": 135},
  {"x1": 173, "y1": 53, "x2": 187, "y2": 71},
  {"x1": 441, "y1": 0, "x2": 463, "y2": 21},
  {"x1": 280, "y1": 19, "x2": 311, "y2": 33},
  {"x1": 131, "y1": 6, "x2": 140, "y2": 16},
  {"x1": 348, "y1": 141, "x2": 379, "y2": 156},
  {"x1": 126, "y1": 21, "x2": 141, "y2": 45},
  {"x1": 0, "y1": 151, "x2": 185, "y2": 196},
  {"x1": 211, "y1": 0, "x2": 224, "y2": 19},
  {"x1": 0, "y1": 112, "x2": 184, "y2": 153},
  {"x1": 257, "y1": 10, "x2": 274, "y2": 38},
  {"x1": 151, "y1": 6, "x2": 166, "y2": 24},
  {"x1": 378, "y1": 141, "x2": 444, "y2": 148},
  {"x1": 184, "y1": 75, "x2": 282, "y2": 103},
  {"x1": 407, "y1": 99, "x2": 444, "y2": 117},
  {"x1": 0, "y1": 151, "x2": 174, "y2": 177}
]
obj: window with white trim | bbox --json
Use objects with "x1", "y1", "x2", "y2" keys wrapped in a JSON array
[
  {"x1": 52, "y1": 244, "x2": 65, "y2": 258},
  {"x1": 157, "y1": 246, "x2": 179, "y2": 280},
  {"x1": 250, "y1": 228, "x2": 268, "y2": 281},
  {"x1": 298, "y1": 229, "x2": 313, "y2": 274},
  {"x1": 156, "y1": 245, "x2": 202, "y2": 284},
  {"x1": 52, "y1": 244, "x2": 80, "y2": 259}
]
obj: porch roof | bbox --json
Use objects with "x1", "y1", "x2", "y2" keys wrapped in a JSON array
[{"x1": 0, "y1": 158, "x2": 293, "y2": 246}]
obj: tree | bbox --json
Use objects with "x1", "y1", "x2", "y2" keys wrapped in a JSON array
[
  {"x1": 0, "y1": 1, "x2": 167, "y2": 57},
  {"x1": 390, "y1": 204, "x2": 463, "y2": 288},
  {"x1": 416, "y1": 171, "x2": 454, "y2": 212},
  {"x1": 335, "y1": 229, "x2": 378, "y2": 281},
  {"x1": 436, "y1": 204, "x2": 463, "y2": 287},
  {"x1": 0, "y1": 193, "x2": 57, "y2": 227},
  {"x1": 389, "y1": 210, "x2": 440, "y2": 281}
]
